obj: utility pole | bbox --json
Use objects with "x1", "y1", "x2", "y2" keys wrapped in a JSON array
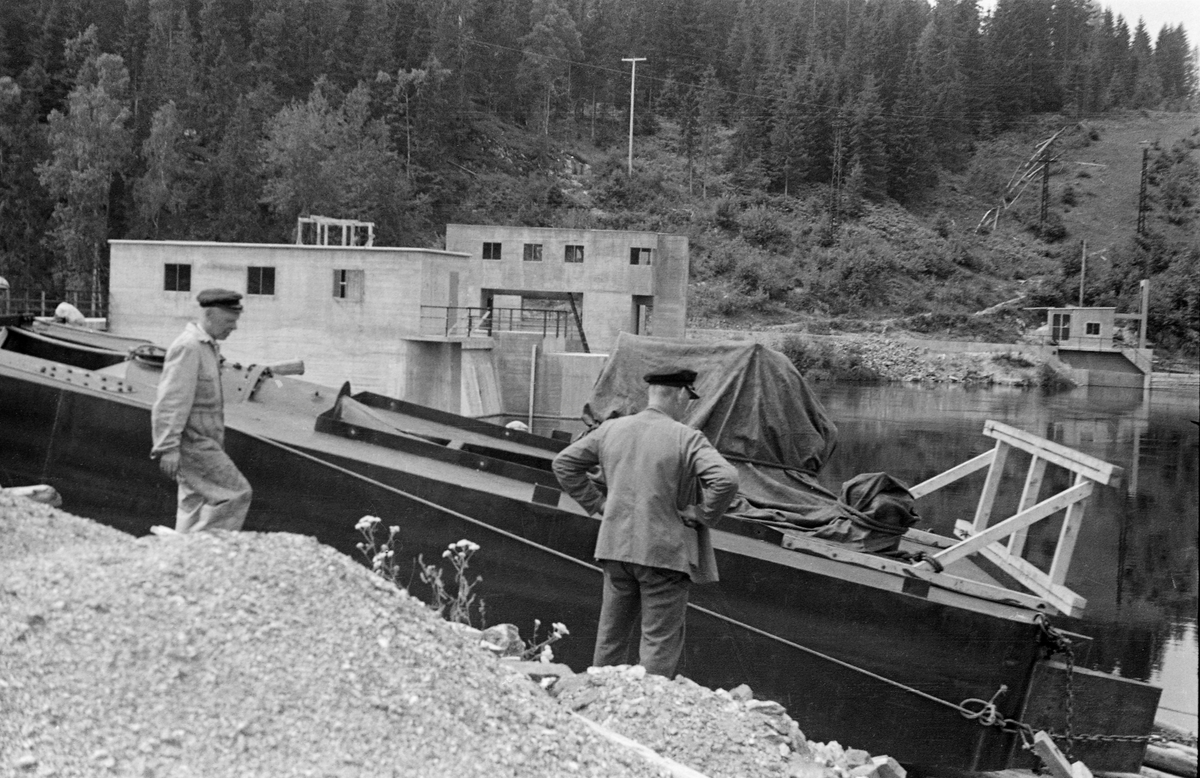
[
  {"x1": 1038, "y1": 137, "x2": 1052, "y2": 234},
  {"x1": 623, "y1": 57, "x2": 646, "y2": 176},
  {"x1": 1136, "y1": 145, "x2": 1149, "y2": 237},
  {"x1": 1079, "y1": 239, "x2": 1086, "y2": 306},
  {"x1": 828, "y1": 119, "x2": 845, "y2": 241}
]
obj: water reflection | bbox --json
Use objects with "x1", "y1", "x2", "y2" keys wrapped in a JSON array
[{"x1": 811, "y1": 382, "x2": 1199, "y2": 731}]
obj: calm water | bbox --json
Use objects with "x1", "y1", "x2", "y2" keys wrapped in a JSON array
[{"x1": 810, "y1": 382, "x2": 1199, "y2": 734}]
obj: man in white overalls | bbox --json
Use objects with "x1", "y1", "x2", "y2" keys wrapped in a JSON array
[{"x1": 150, "y1": 289, "x2": 252, "y2": 532}]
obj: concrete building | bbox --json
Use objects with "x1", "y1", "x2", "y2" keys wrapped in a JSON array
[
  {"x1": 106, "y1": 227, "x2": 689, "y2": 420},
  {"x1": 443, "y1": 224, "x2": 688, "y2": 351},
  {"x1": 1043, "y1": 303, "x2": 1152, "y2": 390}
]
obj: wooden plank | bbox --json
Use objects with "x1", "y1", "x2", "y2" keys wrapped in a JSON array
[
  {"x1": 900, "y1": 528, "x2": 956, "y2": 549},
  {"x1": 570, "y1": 712, "x2": 711, "y2": 777},
  {"x1": 780, "y1": 530, "x2": 1051, "y2": 613},
  {"x1": 1050, "y1": 473, "x2": 1090, "y2": 585},
  {"x1": 985, "y1": 420, "x2": 1124, "y2": 486},
  {"x1": 929, "y1": 482, "x2": 1093, "y2": 567},
  {"x1": 1009, "y1": 456, "x2": 1047, "y2": 557},
  {"x1": 909, "y1": 449, "x2": 995, "y2": 499},
  {"x1": 973, "y1": 441, "x2": 1010, "y2": 534},
  {"x1": 1035, "y1": 730, "x2": 1078, "y2": 778},
  {"x1": 1144, "y1": 744, "x2": 1199, "y2": 778},
  {"x1": 955, "y1": 522, "x2": 1088, "y2": 616}
]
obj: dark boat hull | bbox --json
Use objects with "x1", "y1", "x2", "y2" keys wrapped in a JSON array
[
  {"x1": 0, "y1": 360, "x2": 1052, "y2": 771},
  {"x1": 1, "y1": 324, "x2": 130, "y2": 371}
]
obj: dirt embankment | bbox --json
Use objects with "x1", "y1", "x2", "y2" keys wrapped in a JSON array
[{"x1": 1, "y1": 492, "x2": 900, "y2": 778}]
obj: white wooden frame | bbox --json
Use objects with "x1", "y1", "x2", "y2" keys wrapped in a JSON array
[{"x1": 907, "y1": 420, "x2": 1123, "y2": 617}]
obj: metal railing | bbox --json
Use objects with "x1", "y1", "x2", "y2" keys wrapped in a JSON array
[
  {"x1": 419, "y1": 305, "x2": 582, "y2": 341},
  {"x1": 0, "y1": 292, "x2": 108, "y2": 319}
]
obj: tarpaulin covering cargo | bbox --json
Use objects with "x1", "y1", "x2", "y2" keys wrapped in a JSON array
[{"x1": 580, "y1": 333, "x2": 918, "y2": 551}]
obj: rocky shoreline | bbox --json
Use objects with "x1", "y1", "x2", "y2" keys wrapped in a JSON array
[
  {"x1": 689, "y1": 327, "x2": 1064, "y2": 386},
  {"x1": 2, "y1": 492, "x2": 902, "y2": 778}
]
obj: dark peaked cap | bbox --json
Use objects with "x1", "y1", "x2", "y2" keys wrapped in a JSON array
[
  {"x1": 644, "y1": 368, "x2": 700, "y2": 399},
  {"x1": 197, "y1": 289, "x2": 243, "y2": 311}
]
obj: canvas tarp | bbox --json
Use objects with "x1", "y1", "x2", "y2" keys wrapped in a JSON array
[{"x1": 580, "y1": 334, "x2": 917, "y2": 550}]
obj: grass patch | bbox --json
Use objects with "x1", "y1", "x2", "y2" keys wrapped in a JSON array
[
  {"x1": 778, "y1": 335, "x2": 883, "y2": 382},
  {"x1": 992, "y1": 351, "x2": 1036, "y2": 369}
]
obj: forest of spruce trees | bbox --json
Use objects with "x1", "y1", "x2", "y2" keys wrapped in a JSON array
[{"x1": 0, "y1": 0, "x2": 1195, "y2": 326}]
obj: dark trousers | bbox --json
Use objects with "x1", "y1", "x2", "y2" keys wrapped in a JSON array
[{"x1": 594, "y1": 560, "x2": 691, "y2": 677}]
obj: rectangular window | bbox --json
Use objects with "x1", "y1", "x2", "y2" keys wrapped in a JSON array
[
  {"x1": 1085, "y1": 321, "x2": 1101, "y2": 336},
  {"x1": 523, "y1": 243, "x2": 543, "y2": 262},
  {"x1": 332, "y1": 269, "x2": 365, "y2": 302},
  {"x1": 1051, "y1": 313, "x2": 1071, "y2": 342},
  {"x1": 164, "y1": 263, "x2": 191, "y2": 292},
  {"x1": 482, "y1": 242, "x2": 502, "y2": 260},
  {"x1": 629, "y1": 247, "x2": 653, "y2": 265},
  {"x1": 247, "y1": 266, "x2": 275, "y2": 296},
  {"x1": 564, "y1": 245, "x2": 584, "y2": 263}
]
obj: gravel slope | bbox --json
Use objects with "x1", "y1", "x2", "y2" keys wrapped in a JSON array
[{"x1": 1, "y1": 492, "x2": 882, "y2": 778}]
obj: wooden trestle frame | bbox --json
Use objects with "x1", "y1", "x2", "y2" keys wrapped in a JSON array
[{"x1": 908, "y1": 420, "x2": 1123, "y2": 617}]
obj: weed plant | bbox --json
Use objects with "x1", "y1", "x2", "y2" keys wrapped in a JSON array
[
  {"x1": 355, "y1": 517, "x2": 570, "y2": 661},
  {"x1": 419, "y1": 540, "x2": 487, "y2": 628}
]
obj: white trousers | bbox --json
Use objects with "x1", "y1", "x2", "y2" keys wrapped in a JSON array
[{"x1": 175, "y1": 441, "x2": 252, "y2": 532}]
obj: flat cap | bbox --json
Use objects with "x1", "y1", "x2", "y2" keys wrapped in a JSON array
[
  {"x1": 197, "y1": 288, "x2": 243, "y2": 311},
  {"x1": 644, "y1": 368, "x2": 700, "y2": 399}
]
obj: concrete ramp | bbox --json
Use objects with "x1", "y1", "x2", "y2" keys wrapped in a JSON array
[
  {"x1": 1057, "y1": 350, "x2": 1142, "y2": 374},
  {"x1": 461, "y1": 347, "x2": 503, "y2": 417}
]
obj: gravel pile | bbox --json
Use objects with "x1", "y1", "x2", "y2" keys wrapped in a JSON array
[
  {"x1": 555, "y1": 667, "x2": 818, "y2": 778},
  {"x1": 1, "y1": 496, "x2": 669, "y2": 778},
  {"x1": 1, "y1": 495, "x2": 895, "y2": 778}
]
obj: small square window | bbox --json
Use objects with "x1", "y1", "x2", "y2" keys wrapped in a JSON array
[
  {"x1": 247, "y1": 266, "x2": 275, "y2": 296},
  {"x1": 482, "y1": 242, "x2": 502, "y2": 260},
  {"x1": 1085, "y1": 322, "x2": 1100, "y2": 336},
  {"x1": 630, "y1": 247, "x2": 653, "y2": 265},
  {"x1": 164, "y1": 263, "x2": 191, "y2": 292},
  {"x1": 564, "y1": 245, "x2": 584, "y2": 263},
  {"x1": 523, "y1": 243, "x2": 543, "y2": 262},
  {"x1": 333, "y1": 269, "x2": 365, "y2": 302}
]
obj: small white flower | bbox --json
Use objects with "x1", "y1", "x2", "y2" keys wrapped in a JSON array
[
  {"x1": 355, "y1": 515, "x2": 381, "y2": 532},
  {"x1": 540, "y1": 645, "x2": 554, "y2": 663},
  {"x1": 388, "y1": 525, "x2": 400, "y2": 537},
  {"x1": 552, "y1": 622, "x2": 569, "y2": 637},
  {"x1": 442, "y1": 550, "x2": 451, "y2": 559}
]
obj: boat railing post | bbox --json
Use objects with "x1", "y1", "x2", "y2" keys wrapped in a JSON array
[{"x1": 467, "y1": 308, "x2": 474, "y2": 337}]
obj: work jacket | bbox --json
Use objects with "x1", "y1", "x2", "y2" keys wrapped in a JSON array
[
  {"x1": 552, "y1": 407, "x2": 739, "y2": 583},
  {"x1": 151, "y1": 322, "x2": 227, "y2": 458}
]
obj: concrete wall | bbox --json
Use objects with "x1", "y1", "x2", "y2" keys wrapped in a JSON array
[
  {"x1": 444, "y1": 224, "x2": 688, "y2": 351},
  {"x1": 107, "y1": 240, "x2": 471, "y2": 398},
  {"x1": 404, "y1": 341, "x2": 462, "y2": 412},
  {"x1": 1056, "y1": 349, "x2": 1143, "y2": 374}
]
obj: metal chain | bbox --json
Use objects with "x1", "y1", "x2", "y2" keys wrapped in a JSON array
[
  {"x1": 1030, "y1": 616, "x2": 1163, "y2": 748},
  {"x1": 1035, "y1": 614, "x2": 1078, "y2": 758}
]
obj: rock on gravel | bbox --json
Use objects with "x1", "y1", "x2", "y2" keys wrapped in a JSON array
[{"x1": 0, "y1": 498, "x2": 670, "y2": 778}]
